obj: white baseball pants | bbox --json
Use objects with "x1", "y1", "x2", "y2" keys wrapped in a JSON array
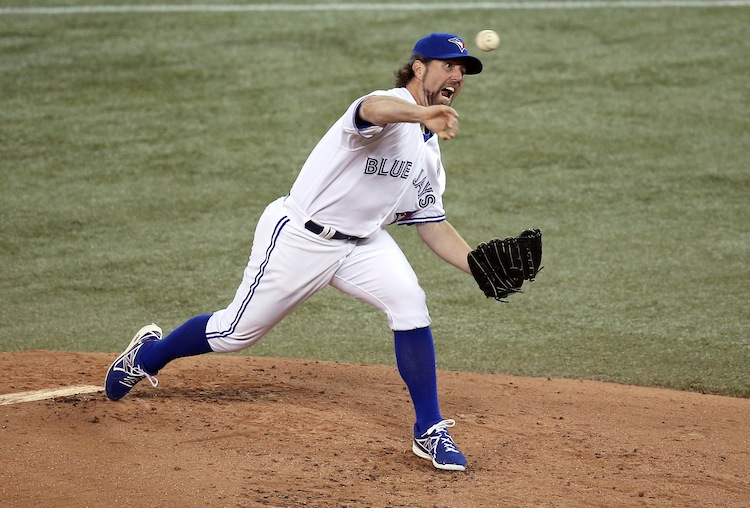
[{"x1": 205, "y1": 197, "x2": 431, "y2": 353}]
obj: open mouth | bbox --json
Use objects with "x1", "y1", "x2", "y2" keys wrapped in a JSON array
[{"x1": 441, "y1": 86, "x2": 455, "y2": 100}]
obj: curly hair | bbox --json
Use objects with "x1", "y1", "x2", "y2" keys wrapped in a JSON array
[{"x1": 394, "y1": 56, "x2": 433, "y2": 88}]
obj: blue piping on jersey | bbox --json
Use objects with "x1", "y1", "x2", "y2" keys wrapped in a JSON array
[
  {"x1": 354, "y1": 102, "x2": 374, "y2": 130},
  {"x1": 206, "y1": 216, "x2": 290, "y2": 340},
  {"x1": 397, "y1": 215, "x2": 446, "y2": 226}
]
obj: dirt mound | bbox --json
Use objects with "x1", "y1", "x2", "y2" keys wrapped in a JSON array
[{"x1": 1, "y1": 351, "x2": 748, "y2": 507}]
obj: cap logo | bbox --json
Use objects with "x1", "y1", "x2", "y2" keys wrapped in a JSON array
[{"x1": 448, "y1": 37, "x2": 467, "y2": 54}]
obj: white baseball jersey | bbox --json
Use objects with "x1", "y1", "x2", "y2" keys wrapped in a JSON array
[
  {"x1": 288, "y1": 87, "x2": 446, "y2": 238},
  {"x1": 206, "y1": 87, "x2": 448, "y2": 352}
]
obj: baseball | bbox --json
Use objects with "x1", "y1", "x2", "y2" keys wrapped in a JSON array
[{"x1": 475, "y1": 30, "x2": 500, "y2": 52}]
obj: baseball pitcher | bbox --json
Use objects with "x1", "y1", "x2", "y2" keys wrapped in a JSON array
[{"x1": 105, "y1": 32, "x2": 542, "y2": 472}]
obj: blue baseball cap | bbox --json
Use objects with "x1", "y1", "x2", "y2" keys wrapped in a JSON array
[{"x1": 412, "y1": 33, "x2": 483, "y2": 75}]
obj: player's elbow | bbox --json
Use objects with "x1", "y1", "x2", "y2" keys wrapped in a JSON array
[{"x1": 357, "y1": 98, "x2": 386, "y2": 127}]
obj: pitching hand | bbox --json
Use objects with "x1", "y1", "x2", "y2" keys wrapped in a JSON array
[{"x1": 421, "y1": 105, "x2": 459, "y2": 140}]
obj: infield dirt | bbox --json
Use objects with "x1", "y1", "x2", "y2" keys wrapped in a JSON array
[{"x1": 1, "y1": 351, "x2": 748, "y2": 507}]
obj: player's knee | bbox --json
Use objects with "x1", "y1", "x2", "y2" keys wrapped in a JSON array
[
  {"x1": 207, "y1": 334, "x2": 263, "y2": 353},
  {"x1": 386, "y1": 285, "x2": 430, "y2": 330},
  {"x1": 205, "y1": 311, "x2": 270, "y2": 353}
]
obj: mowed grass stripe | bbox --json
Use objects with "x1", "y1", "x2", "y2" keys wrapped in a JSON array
[{"x1": 2, "y1": 1, "x2": 750, "y2": 16}]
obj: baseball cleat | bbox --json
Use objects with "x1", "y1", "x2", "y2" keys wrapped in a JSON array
[
  {"x1": 412, "y1": 419, "x2": 467, "y2": 471},
  {"x1": 105, "y1": 324, "x2": 162, "y2": 401}
]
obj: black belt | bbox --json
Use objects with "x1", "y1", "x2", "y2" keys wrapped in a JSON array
[{"x1": 304, "y1": 220, "x2": 363, "y2": 241}]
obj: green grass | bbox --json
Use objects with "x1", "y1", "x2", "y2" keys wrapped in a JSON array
[{"x1": 1, "y1": 3, "x2": 749, "y2": 396}]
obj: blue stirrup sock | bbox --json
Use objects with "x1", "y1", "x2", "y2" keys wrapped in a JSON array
[
  {"x1": 139, "y1": 314, "x2": 213, "y2": 374},
  {"x1": 394, "y1": 326, "x2": 443, "y2": 436}
]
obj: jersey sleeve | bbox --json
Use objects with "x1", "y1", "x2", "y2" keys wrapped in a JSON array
[
  {"x1": 341, "y1": 90, "x2": 392, "y2": 139},
  {"x1": 394, "y1": 201, "x2": 446, "y2": 226}
]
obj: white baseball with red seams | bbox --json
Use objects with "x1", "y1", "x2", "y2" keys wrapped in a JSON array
[{"x1": 475, "y1": 29, "x2": 500, "y2": 51}]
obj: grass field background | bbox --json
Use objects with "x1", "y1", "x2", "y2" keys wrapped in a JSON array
[{"x1": 2, "y1": 1, "x2": 748, "y2": 396}]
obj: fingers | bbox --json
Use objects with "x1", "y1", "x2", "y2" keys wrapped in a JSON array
[
  {"x1": 437, "y1": 125, "x2": 458, "y2": 140},
  {"x1": 436, "y1": 108, "x2": 459, "y2": 140},
  {"x1": 422, "y1": 105, "x2": 459, "y2": 140}
]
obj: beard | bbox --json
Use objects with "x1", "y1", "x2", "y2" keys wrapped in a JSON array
[
  {"x1": 419, "y1": 67, "x2": 457, "y2": 106},
  {"x1": 423, "y1": 86, "x2": 453, "y2": 107},
  {"x1": 425, "y1": 89, "x2": 441, "y2": 106}
]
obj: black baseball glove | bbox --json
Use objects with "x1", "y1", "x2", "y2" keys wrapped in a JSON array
[{"x1": 467, "y1": 229, "x2": 542, "y2": 301}]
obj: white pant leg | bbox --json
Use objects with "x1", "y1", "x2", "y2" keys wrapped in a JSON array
[
  {"x1": 206, "y1": 198, "x2": 356, "y2": 353},
  {"x1": 330, "y1": 229, "x2": 430, "y2": 331}
]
